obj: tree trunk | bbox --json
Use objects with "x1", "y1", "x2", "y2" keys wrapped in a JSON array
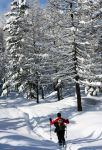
[
  {"x1": 60, "y1": 87, "x2": 63, "y2": 100},
  {"x1": 57, "y1": 87, "x2": 63, "y2": 101},
  {"x1": 15, "y1": 84, "x2": 19, "y2": 92},
  {"x1": 75, "y1": 77, "x2": 82, "y2": 111},
  {"x1": 36, "y1": 81, "x2": 39, "y2": 103},
  {"x1": 57, "y1": 88, "x2": 60, "y2": 101},
  {"x1": 6, "y1": 86, "x2": 9, "y2": 97},
  {"x1": 41, "y1": 86, "x2": 44, "y2": 99}
]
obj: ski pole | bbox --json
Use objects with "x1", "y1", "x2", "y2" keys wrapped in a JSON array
[
  {"x1": 65, "y1": 125, "x2": 67, "y2": 139},
  {"x1": 50, "y1": 124, "x2": 52, "y2": 140}
]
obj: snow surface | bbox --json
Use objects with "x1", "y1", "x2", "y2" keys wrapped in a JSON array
[{"x1": 0, "y1": 92, "x2": 102, "y2": 150}]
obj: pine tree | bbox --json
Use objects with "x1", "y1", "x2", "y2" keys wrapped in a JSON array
[
  {"x1": 47, "y1": 0, "x2": 82, "y2": 110},
  {"x1": 47, "y1": 0, "x2": 102, "y2": 110},
  {"x1": 21, "y1": 0, "x2": 50, "y2": 102},
  {"x1": 3, "y1": 0, "x2": 29, "y2": 95},
  {"x1": 0, "y1": 28, "x2": 5, "y2": 95},
  {"x1": 78, "y1": 0, "x2": 102, "y2": 95}
]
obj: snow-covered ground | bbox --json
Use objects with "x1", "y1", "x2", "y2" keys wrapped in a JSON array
[{"x1": 0, "y1": 92, "x2": 102, "y2": 150}]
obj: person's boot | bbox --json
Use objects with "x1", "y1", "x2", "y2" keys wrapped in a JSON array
[
  {"x1": 59, "y1": 141, "x2": 62, "y2": 146},
  {"x1": 62, "y1": 140, "x2": 66, "y2": 147}
]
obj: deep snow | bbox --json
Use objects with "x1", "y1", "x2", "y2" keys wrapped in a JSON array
[{"x1": 0, "y1": 92, "x2": 102, "y2": 150}]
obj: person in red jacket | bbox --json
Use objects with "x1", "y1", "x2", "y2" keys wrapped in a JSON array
[{"x1": 49, "y1": 112, "x2": 69, "y2": 146}]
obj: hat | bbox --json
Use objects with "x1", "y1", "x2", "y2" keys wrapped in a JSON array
[{"x1": 57, "y1": 112, "x2": 61, "y2": 117}]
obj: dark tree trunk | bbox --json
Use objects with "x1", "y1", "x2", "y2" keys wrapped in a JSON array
[
  {"x1": 69, "y1": 2, "x2": 82, "y2": 111},
  {"x1": 36, "y1": 81, "x2": 39, "y2": 103},
  {"x1": 57, "y1": 88, "x2": 60, "y2": 101},
  {"x1": 6, "y1": 85, "x2": 9, "y2": 97},
  {"x1": 41, "y1": 86, "x2": 44, "y2": 99},
  {"x1": 75, "y1": 76, "x2": 82, "y2": 111},
  {"x1": 60, "y1": 87, "x2": 63, "y2": 100},
  {"x1": 57, "y1": 87, "x2": 63, "y2": 101},
  {"x1": 15, "y1": 84, "x2": 19, "y2": 92}
]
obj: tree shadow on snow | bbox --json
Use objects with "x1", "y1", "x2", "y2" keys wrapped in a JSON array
[
  {"x1": 0, "y1": 117, "x2": 26, "y2": 130},
  {"x1": 0, "y1": 134, "x2": 56, "y2": 150},
  {"x1": 82, "y1": 97, "x2": 102, "y2": 111},
  {"x1": 78, "y1": 146, "x2": 102, "y2": 150},
  {"x1": 66, "y1": 132, "x2": 102, "y2": 150}
]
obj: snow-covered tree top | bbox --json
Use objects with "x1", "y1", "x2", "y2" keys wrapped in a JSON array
[{"x1": 18, "y1": 0, "x2": 26, "y2": 6}]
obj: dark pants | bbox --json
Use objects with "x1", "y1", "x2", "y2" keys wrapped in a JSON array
[{"x1": 56, "y1": 130, "x2": 65, "y2": 145}]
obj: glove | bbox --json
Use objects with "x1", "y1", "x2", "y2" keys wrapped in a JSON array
[
  {"x1": 49, "y1": 118, "x2": 52, "y2": 121},
  {"x1": 66, "y1": 119, "x2": 69, "y2": 124}
]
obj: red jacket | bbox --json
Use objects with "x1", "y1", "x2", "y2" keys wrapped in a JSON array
[{"x1": 50, "y1": 117, "x2": 69, "y2": 125}]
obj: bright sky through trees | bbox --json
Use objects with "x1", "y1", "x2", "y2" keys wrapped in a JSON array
[
  {"x1": 0, "y1": 0, "x2": 47, "y2": 13},
  {"x1": 0, "y1": 0, "x2": 11, "y2": 12}
]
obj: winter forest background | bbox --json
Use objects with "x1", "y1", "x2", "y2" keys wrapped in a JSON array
[{"x1": 0, "y1": 0, "x2": 102, "y2": 111}]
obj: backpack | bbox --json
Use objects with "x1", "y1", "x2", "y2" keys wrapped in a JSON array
[
  {"x1": 58, "y1": 119, "x2": 64, "y2": 126},
  {"x1": 54, "y1": 119, "x2": 66, "y2": 132}
]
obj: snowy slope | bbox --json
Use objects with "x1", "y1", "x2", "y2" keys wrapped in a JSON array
[{"x1": 0, "y1": 92, "x2": 102, "y2": 150}]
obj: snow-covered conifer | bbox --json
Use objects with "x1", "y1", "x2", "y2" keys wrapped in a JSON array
[
  {"x1": 78, "y1": 0, "x2": 102, "y2": 95},
  {"x1": 19, "y1": 0, "x2": 50, "y2": 102},
  {"x1": 47, "y1": 0, "x2": 82, "y2": 110},
  {"x1": 3, "y1": 0, "x2": 29, "y2": 95},
  {"x1": 0, "y1": 28, "x2": 5, "y2": 86}
]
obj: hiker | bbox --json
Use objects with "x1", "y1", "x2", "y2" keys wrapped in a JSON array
[{"x1": 49, "y1": 112, "x2": 69, "y2": 146}]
